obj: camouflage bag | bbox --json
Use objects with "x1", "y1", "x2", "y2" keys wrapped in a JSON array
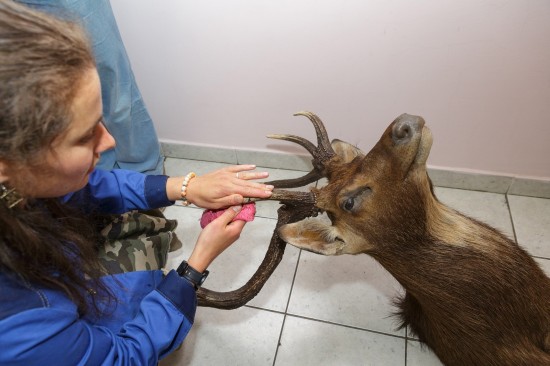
[{"x1": 97, "y1": 209, "x2": 182, "y2": 274}]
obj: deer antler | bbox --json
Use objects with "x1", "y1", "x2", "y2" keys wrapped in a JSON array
[
  {"x1": 196, "y1": 192, "x2": 316, "y2": 309},
  {"x1": 197, "y1": 112, "x2": 336, "y2": 309},
  {"x1": 266, "y1": 111, "x2": 336, "y2": 188}
]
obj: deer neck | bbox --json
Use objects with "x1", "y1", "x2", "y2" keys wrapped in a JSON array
[{"x1": 369, "y1": 195, "x2": 499, "y2": 297}]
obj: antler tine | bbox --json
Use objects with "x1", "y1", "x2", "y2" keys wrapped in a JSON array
[
  {"x1": 262, "y1": 112, "x2": 337, "y2": 190},
  {"x1": 265, "y1": 171, "x2": 321, "y2": 189},
  {"x1": 267, "y1": 134, "x2": 318, "y2": 158},
  {"x1": 265, "y1": 133, "x2": 323, "y2": 188},
  {"x1": 293, "y1": 111, "x2": 335, "y2": 159}
]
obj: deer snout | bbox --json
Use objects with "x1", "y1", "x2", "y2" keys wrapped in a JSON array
[{"x1": 391, "y1": 114, "x2": 425, "y2": 144}]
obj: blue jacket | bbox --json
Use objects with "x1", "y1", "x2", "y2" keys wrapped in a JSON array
[{"x1": 0, "y1": 169, "x2": 197, "y2": 365}]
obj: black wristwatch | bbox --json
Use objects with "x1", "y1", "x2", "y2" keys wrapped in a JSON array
[{"x1": 176, "y1": 260, "x2": 209, "y2": 289}]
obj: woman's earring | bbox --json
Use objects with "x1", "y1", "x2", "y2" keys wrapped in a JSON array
[{"x1": 0, "y1": 183, "x2": 23, "y2": 209}]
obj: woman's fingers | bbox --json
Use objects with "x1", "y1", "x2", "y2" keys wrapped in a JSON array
[
  {"x1": 218, "y1": 205, "x2": 242, "y2": 224},
  {"x1": 209, "y1": 205, "x2": 246, "y2": 240},
  {"x1": 227, "y1": 164, "x2": 257, "y2": 173},
  {"x1": 227, "y1": 218, "x2": 246, "y2": 233},
  {"x1": 233, "y1": 179, "x2": 274, "y2": 193},
  {"x1": 227, "y1": 165, "x2": 271, "y2": 181},
  {"x1": 219, "y1": 194, "x2": 248, "y2": 208},
  {"x1": 189, "y1": 205, "x2": 246, "y2": 271},
  {"x1": 228, "y1": 165, "x2": 273, "y2": 197},
  {"x1": 234, "y1": 170, "x2": 269, "y2": 181},
  {"x1": 239, "y1": 185, "x2": 273, "y2": 198},
  {"x1": 188, "y1": 164, "x2": 274, "y2": 209}
]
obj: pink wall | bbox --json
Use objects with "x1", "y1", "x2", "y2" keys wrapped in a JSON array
[{"x1": 111, "y1": 0, "x2": 550, "y2": 179}]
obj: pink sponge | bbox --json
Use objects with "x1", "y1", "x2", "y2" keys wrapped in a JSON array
[{"x1": 200, "y1": 203, "x2": 256, "y2": 229}]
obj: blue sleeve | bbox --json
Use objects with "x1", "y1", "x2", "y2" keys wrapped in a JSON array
[
  {"x1": 62, "y1": 169, "x2": 174, "y2": 214},
  {"x1": 0, "y1": 270, "x2": 197, "y2": 366}
]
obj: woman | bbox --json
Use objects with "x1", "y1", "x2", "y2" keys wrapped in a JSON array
[
  {"x1": 0, "y1": 1, "x2": 272, "y2": 364},
  {"x1": 15, "y1": 0, "x2": 167, "y2": 175}
]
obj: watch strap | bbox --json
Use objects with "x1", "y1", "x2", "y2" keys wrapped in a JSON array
[{"x1": 176, "y1": 260, "x2": 209, "y2": 289}]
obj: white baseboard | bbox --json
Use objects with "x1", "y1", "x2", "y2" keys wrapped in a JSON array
[{"x1": 161, "y1": 142, "x2": 550, "y2": 199}]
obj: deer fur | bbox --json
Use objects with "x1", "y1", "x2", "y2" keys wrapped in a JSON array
[{"x1": 279, "y1": 113, "x2": 550, "y2": 366}]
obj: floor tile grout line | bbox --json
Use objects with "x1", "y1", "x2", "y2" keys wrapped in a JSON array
[
  {"x1": 245, "y1": 304, "x2": 418, "y2": 363},
  {"x1": 244, "y1": 304, "x2": 285, "y2": 316},
  {"x1": 282, "y1": 312, "x2": 409, "y2": 341},
  {"x1": 271, "y1": 249, "x2": 303, "y2": 366},
  {"x1": 283, "y1": 250, "x2": 302, "y2": 315},
  {"x1": 404, "y1": 337, "x2": 408, "y2": 366},
  {"x1": 404, "y1": 325, "x2": 410, "y2": 366},
  {"x1": 432, "y1": 184, "x2": 548, "y2": 199},
  {"x1": 505, "y1": 194, "x2": 549, "y2": 261},
  {"x1": 504, "y1": 193, "x2": 519, "y2": 244},
  {"x1": 242, "y1": 251, "x2": 416, "y2": 356},
  {"x1": 271, "y1": 313, "x2": 287, "y2": 366},
  {"x1": 435, "y1": 184, "x2": 509, "y2": 196},
  {"x1": 232, "y1": 148, "x2": 239, "y2": 165}
]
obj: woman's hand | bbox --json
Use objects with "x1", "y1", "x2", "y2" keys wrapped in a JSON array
[
  {"x1": 167, "y1": 165, "x2": 273, "y2": 209},
  {"x1": 187, "y1": 205, "x2": 246, "y2": 272}
]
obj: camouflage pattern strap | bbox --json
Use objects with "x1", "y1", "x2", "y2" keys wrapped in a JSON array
[{"x1": 97, "y1": 209, "x2": 182, "y2": 274}]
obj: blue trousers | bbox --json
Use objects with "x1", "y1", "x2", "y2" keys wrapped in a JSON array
[{"x1": 17, "y1": 0, "x2": 164, "y2": 175}]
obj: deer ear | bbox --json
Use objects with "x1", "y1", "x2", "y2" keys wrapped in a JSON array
[
  {"x1": 278, "y1": 218, "x2": 345, "y2": 256},
  {"x1": 331, "y1": 139, "x2": 364, "y2": 163}
]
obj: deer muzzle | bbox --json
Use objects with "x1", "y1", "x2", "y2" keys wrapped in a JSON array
[{"x1": 391, "y1": 114, "x2": 425, "y2": 145}]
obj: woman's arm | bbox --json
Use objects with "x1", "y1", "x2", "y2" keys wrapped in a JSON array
[
  {"x1": 63, "y1": 164, "x2": 273, "y2": 214},
  {"x1": 62, "y1": 169, "x2": 171, "y2": 214},
  {"x1": 0, "y1": 270, "x2": 196, "y2": 366}
]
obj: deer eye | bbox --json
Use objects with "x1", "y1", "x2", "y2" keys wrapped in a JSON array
[
  {"x1": 341, "y1": 186, "x2": 372, "y2": 213},
  {"x1": 343, "y1": 197, "x2": 355, "y2": 211}
]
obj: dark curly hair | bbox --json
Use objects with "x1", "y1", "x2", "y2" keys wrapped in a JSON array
[{"x1": 0, "y1": 0, "x2": 110, "y2": 315}]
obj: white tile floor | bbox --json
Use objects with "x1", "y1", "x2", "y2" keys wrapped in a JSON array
[{"x1": 160, "y1": 158, "x2": 550, "y2": 366}]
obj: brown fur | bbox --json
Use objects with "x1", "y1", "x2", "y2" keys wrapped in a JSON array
[{"x1": 279, "y1": 113, "x2": 550, "y2": 365}]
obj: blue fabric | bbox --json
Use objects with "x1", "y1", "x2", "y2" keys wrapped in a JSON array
[
  {"x1": 0, "y1": 270, "x2": 196, "y2": 366},
  {"x1": 16, "y1": 0, "x2": 164, "y2": 175},
  {"x1": 0, "y1": 169, "x2": 195, "y2": 365},
  {"x1": 62, "y1": 169, "x2": 173, "y2": 214}
]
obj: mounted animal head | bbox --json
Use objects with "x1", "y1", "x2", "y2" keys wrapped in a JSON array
[{"x1": 278, "y1": 113, "x2": 434, "y2": 256}]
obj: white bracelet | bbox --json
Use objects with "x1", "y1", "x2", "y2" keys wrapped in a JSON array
[{"x1": 180, "y1": 172, "x2": 196, "y2": 206}]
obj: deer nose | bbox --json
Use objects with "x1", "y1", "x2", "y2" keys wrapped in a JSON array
[{"x1": 391, "y1": 114, "x2": 424, "y2": 144}]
